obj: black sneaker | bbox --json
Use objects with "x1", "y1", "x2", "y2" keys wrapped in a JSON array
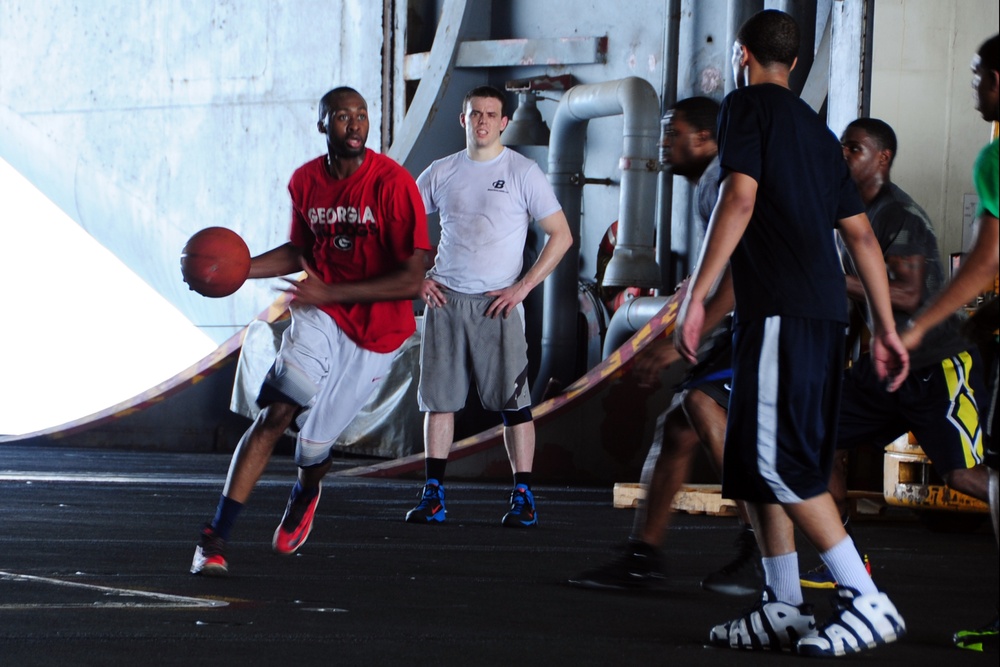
[
  {"x1": 701, "y1": 525, "x2": 763, "y2": 596},
  {"x1": 954, "y1": 615, "x2": 999, "y2": 652},
  {"x1": 800, "y1": 554, "x2": 871, "y2": 589},
  {"x1": 568, "y1": 540, "x2": 666, "y2": 591}
]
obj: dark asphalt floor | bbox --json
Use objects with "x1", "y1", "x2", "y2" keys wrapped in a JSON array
[{"x1": 0, "y1": 444, "x2": 996, "y2": 666}]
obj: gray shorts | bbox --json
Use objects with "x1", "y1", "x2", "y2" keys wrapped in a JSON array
[
  {"x1": 418, "y1": 288, "x2": 531, "y2": 413},
  {"x1": 257, "y1": 304, "x2": 396, "y2": 467}
]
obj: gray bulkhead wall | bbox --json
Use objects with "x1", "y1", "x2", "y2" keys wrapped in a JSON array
[
  {"x1": 0, "y1": 2, "x2": 386, "y2": 344},
  {"x1": 1, "y1": 0, "x2": 995, "y2": 350},
  {"x1": 487, "y1": 0, "x2": 670, "y2": 284},
  {"x1": 467, "y1": 1, "x2": 829, "y2": 290}
]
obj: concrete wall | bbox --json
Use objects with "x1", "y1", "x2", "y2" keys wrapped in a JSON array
[
  {"x1": 1, "y1": 0, "x2": 994, "y2": 340},
  {"x1": 485, "y1": 0, "x2": 675, "y2": 283},
  {"x1": 869, "y1": 0, "x2": 999, "y2": 259},
  {"x1": 0, "y1": 1, "x2": 384, "y2": 342}
]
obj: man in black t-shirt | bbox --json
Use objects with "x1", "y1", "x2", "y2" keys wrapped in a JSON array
[
  {"x1": 839, "y1": 118, "x2": 988, "y2": 507},
  {"x1": 800, "y1": 118, "x2": 989, "y2": 589},
  {"x1": 676, "y1": 10, "x2": 909, "y2": 657}
]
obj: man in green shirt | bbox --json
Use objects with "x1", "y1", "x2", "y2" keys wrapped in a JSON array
[{"x1": 901, "y1": 33, "x2": 999, "y2": 654}]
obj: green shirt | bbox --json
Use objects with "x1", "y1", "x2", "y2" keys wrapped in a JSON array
[{"x1": 974, "y1": 137, "x2": 999, "y2": 219}]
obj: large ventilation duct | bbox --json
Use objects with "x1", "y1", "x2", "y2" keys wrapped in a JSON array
[
  {"x1": 533, "y1": 77, "x2": 660, "y2": 401},
  {"x1": 601, "y1": 296, "x2": 672, "y2": 360}
]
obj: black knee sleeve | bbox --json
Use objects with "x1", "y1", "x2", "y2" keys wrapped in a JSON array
[{"x1": 501, "y1": 406, "x2": 533, "y2": 427}]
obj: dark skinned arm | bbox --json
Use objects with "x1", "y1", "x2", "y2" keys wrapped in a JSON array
[
  {"x1": 248, "y1": 242, "x2": 304, "y2": 279},
  {"x1": 633, "y1": 267, "x2": 734, "y2": 388},
  {"x1": 677, "y1": 173, "x2": 756, "y2": 364},
  {"x1": 845, "y1": 253, "x2": 925, "y2": 315},
  {"x1": 280, "y1": 248, "x2": 429, "y2": 306},
  {"x1": 901, "y1": 214, "x2": 999, "y2": 351}
]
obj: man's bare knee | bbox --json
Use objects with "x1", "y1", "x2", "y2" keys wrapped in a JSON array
[
  {"x1": 660, "y1": 406, "x2": 699, "y2": 455},
  {"x1": 683, "y1": 389, "x2": 724, "y2": 426},
  {"x1": 257, "y1": 402, "x2": 298, "y2": 436},
  {"x1": 681, "y1": 388, "x2": 708, "y2": 415},
  {"x1": 682, "y1": 389, "x2": 727, "y2": 467}
]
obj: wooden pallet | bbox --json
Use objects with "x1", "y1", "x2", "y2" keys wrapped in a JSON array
[
  {"x1": 613, "y1": 482, "x2": 738, "y2": 516},
  {"x1": 613, "y1": 483, "x2": 888, "y2": 518}
]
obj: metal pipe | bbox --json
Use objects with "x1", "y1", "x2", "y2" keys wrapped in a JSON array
[
  {"x1": 533, "y1": 77, "x2": 661, "y2": 401},
  {"x1": 596, "y1": 80, "x2": 662, "y2": 289},
  {"x1": 601, "y1": 296, "x2": 673, "y2": 359},
  {"x1": 656, "y1": 0, "x2": 682, "y2": 292}
]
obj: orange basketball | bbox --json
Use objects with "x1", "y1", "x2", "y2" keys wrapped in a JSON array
[{"x1": 180, "y1": 227, "x2": 251, "y2": 298}]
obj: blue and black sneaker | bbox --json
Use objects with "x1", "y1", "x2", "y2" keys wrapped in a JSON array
[
  {"x1": 405, "y1": 479, "x2": 447, "y2": 523},
  {"x1": 501, "y1": 485, "x2": 537, "y2": 527}
]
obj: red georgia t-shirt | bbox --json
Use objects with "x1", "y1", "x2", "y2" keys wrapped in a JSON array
[{"x1": 287, "y1": 149, "x2": 430, "y2": 353}]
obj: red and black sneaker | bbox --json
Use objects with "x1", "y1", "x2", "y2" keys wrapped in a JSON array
[
  {"x1": 191, "y1": 524, "x2": 228, "y2": 576},
  {"x1": 272, "y1": 484, "x2": 321, "y2": 554}
]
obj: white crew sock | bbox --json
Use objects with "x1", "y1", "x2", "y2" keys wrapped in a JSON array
[
  {"x1": 819, "y1": 535, "x2": 877, "y2": 595},
  {"x1": 761, "y1": 551, "x2": 803, "y2": 605}
]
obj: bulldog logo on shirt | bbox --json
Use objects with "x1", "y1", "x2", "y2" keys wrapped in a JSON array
[{"x1": 308, "y1": 205, "x2": 379, "y2": 251}]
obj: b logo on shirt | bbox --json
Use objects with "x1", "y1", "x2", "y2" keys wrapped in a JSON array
[{"x1": 488, "y1": 179, "x2": 508, "y2": 194}]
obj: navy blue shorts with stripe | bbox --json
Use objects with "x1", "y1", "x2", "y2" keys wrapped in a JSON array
[{"x1": 722, "y1": 316, "x2": 845, "y2": 504}]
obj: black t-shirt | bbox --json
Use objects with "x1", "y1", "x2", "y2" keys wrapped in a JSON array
[
  {"x1": 717, "y1": 84, "x2": 864, "y2": 323},
  {"x1": 841, "y1": 182, "x2": 969, "y2": 368}
]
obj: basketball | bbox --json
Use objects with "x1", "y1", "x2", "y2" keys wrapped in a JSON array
[{"x1": 180, "y1": 227, "x2": 251, "y2": 298}]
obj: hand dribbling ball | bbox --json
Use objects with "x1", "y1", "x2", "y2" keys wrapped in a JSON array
[{"x1": 180, "y1": 227, "x2": 251, "y2": 298}]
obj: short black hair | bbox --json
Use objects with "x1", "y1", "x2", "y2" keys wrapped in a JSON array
[
  {"x1": 978, "y1": 34, "x2": 1000, "y2": 73},
  {"x1": 669, "y1": 97, "x2": 721, "y2": 140},
  {"x1": 319, "y1": 86, "x2": 363, "y2": 122},
  {"x1": 846, "y1": 118, "x2": 898, "y2": 166},
  {"x1": 462, "y1": 85, "x2": 507, "y2": 116},
  {"x1": 737, "y1": 9, "x2": 800, "y2": 68}
]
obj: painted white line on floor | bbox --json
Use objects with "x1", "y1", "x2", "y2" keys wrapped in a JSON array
[
  {"x1": 0, "y1": 570, "x2": 229, "y2": 609},
  {"x1": 0, "y1": 472, "x2": 288, "y2": 486}
]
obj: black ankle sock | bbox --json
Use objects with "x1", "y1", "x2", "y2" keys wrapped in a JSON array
[
  {"x1": 513, "y1": 472, "x2": 532, "y2": 488},
  {"x1": 425, "y1": 458, "x2": 448, "y2": 484}
]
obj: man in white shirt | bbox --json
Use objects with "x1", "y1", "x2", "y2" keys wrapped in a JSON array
[{"x1": 407, "y1": 85, "x2": 572, "y2": 527}]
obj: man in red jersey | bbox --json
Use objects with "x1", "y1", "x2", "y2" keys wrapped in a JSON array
[{"x1": 191, "y1": 87, "x2": 430, "y2": 576}]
